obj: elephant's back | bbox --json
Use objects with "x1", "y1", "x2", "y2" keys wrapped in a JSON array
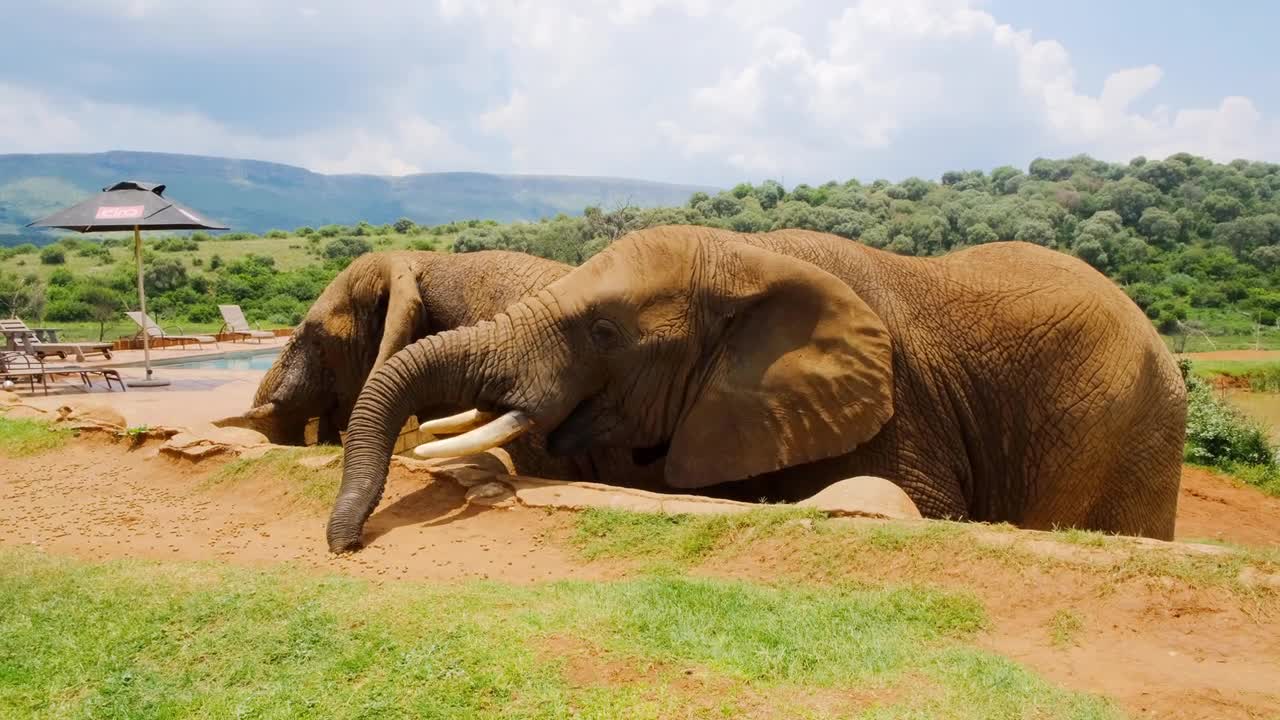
[
  {"x1": 936, "y1": 242, "x2": 1185, "y2": 532},
  {"x1": 414, "y1": 251, "x2": 572, "y2": 328}
]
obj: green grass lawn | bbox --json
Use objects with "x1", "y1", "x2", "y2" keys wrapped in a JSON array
[{"x1": 0, "y1": 548, "x2": 1119, "y2": 720}]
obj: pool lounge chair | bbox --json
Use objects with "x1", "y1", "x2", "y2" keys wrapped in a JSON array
[
  {"x1": 1, "y1": 351, "x2": 126, "y2": 395},
  {"x1": 218, "y1": 304, "x2": 274, "y2": 343},
  {"x1": 0, "y1": 317, "x2": 114, "y2": 362},
  {"x1": 125, "y1": 311, "x2": 218, "y2": 349}
]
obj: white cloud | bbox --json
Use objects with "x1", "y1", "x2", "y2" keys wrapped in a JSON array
[
  {"x1": 0, "y1": 82, "x2": 474, "y2": 176},
  {"x1": 658, "y1": 0, "x2": 1279, "y2": 180},
  {"x1": 7, "y1": 0, "x2": 1279, "y2": 185}
]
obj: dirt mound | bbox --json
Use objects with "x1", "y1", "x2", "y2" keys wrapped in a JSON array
[{"x1": 3, "y1": 437, "x2": 1279, "y2": 719}]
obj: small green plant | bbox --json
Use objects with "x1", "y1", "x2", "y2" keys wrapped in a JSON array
[
  {"x1": 118, "y1": 425, "x2": 151, "y2": 447},
  {"x1": 1047, "y1": 609, "x2": 1084, "y2": 647}
]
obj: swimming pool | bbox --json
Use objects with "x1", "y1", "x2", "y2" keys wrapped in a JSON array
[{"x1": 163, "y1": 348, "x2": 282, "y2": 371}]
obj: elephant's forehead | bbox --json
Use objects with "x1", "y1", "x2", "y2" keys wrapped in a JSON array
[{"x1": 587, "y1": 235, "x2": 703, "y2": 288}]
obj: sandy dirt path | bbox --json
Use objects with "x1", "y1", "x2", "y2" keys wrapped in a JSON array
[{"x1": 2, "y1": 439, "x2": 1278, "y2": 719}]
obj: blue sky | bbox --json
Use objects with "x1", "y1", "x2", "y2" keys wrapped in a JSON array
[{"x1": 2, "y1": 1, "x2": 1276, "y2": 188}]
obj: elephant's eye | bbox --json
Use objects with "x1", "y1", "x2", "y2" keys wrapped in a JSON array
[{"x1": 589, "y1": 318, "x2": 625, "y2": 350}]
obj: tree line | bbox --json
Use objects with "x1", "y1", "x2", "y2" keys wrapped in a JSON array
[{"x1": 1, "y1": 152, "x2": 1278, "y2": 342}]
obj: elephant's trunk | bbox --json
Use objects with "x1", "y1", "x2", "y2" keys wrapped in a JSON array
[{"x1": 325, "y1": 296, "x2": 563, "y2": 553}]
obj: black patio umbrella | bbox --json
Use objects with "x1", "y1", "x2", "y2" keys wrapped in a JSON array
[{"x1": 27, "y1": 181, "x2": 228, "y2": 388}]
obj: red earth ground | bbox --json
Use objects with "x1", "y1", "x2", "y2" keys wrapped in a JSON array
[{"x1": 2, "y1": 437, "x2": 1278, "y2": 719}]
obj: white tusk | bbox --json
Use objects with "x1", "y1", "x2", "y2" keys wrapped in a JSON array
[
  {"x1": 413, "y1": 410, "x2": 533, "y2": 458},
  {"x1": 419, "y1": 409, "x2": 496, "y2": 434}
]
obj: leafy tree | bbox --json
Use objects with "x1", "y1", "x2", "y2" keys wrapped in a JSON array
[
  {"x1": 1137, "y1": 207, "x2": 1180, "y2": 249},
  {"x1": 1202, "y1": 192, "x2": 1245, "y2": 222},
  {"x1": 966, "y1": 222, "x2": 998, "y2": 244},
  {"x1": 144, "y1": 258, "x2": 189, "y2": 294},
  {"x1": 79, "y1": 284, "x2": 125, "y2": 340},
  {"x1": 393, "y1": 217, "x2": 416, "y2": 234}
]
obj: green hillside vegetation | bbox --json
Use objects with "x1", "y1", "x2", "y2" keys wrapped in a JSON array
[{"x1": 1, "y1": 152, "x2": 1278, "y2": 354}]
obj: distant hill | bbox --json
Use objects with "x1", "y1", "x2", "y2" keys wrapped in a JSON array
[{"x1": 0, "y1": 151, "x2": 718, "y2": 241}]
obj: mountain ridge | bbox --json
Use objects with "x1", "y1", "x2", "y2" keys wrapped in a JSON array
[{"x1": 0, "y1": 150, "x2": 719, "y2": 240}]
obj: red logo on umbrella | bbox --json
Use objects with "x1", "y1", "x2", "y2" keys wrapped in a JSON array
[{"x1": 95, "y1": 205, "x2": 145, "y2": 219}]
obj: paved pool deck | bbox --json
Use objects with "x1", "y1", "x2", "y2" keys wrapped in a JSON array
[{"x1": 6, "y1": 336, "x2": 289, "y2": 434}]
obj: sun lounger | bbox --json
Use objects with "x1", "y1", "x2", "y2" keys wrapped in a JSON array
[
  {"x1": 0, "y1": 317, "x2": 114, "y2": 361},
  {"x1": 0, "y1": 351, "x2": 125, "y2": 394},
  {"x1": 125, "y1": 311, "x2": 218, "y2": 349},
  {"x1": 218, "y1": 304, "x2": 274, "y2": 343}
]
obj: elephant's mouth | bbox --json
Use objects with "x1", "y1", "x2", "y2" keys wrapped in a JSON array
[
  {"x1": 631, "y1": 440, "x2": 670, "y2": 466},
  {"x1": 411, "y1": 395, "x2": 672, "y2": 466}
]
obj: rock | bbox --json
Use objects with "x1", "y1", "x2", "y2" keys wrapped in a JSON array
[
  {"x1": 1238, "y1": 566, "x2": 1280, "y2": 591},
  {"x1": 54, "y1": 402, "x2": 126, "y2": 429},
  {"x1": 795, "y1": 476, "x2": 923, "y2": 520},
  {"x1": 203, "y1": 426, "x2": 269, "y2": 447},
  {"x1": 0, "y1": 390, "x2": 20, "y2": 404},
  {"x1": 465, "y1": 481, "x2": 517, "y2": 507}
]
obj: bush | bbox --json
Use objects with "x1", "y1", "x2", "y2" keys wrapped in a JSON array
[
  {"x1": 1180, "y1": 359, "x2": 1279, "y2": 482},
  {"x1": 323, "y1": 237, "x2": 372, "y2": 263},
  {"x1": 39, "y1": 247, "x2": 65, "y2": 265},
  {"x1": 44, "y1": 298, "x2": 91, "y2": 321},
  {"x1": 154, "y1": 237, "x2": 199, "y2": 252}
]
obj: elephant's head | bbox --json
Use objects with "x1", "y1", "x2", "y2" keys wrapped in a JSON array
[{"x1": 327, "y1": 226, "x2": 894, "y2": 552}]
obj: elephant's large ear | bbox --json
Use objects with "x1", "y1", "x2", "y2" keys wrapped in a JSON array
[
  {"x1": 664, "y1": 242, "x2": 893, "y2": 489},
  {"x1": 371, "y1": 263, "x2": 426, "y2": 373}
]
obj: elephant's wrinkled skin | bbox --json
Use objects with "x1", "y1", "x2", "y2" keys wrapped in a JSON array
[{"x1": 328, "y1": 227, "x2": 1187, "y2": 552}]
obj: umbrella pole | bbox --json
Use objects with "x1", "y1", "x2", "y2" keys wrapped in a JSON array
[{"x1": 128, "y1": 224, "x2": 169, "y2": 388}]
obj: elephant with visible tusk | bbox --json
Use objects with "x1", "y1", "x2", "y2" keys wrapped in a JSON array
[
  {"x1": 327, "y1": 226, "x2": 1187, "y2": 553},
  {"x1": 214, "y1": 250, "x2": 572, "y2": 448}
]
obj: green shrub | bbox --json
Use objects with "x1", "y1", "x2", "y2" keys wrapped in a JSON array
[
  {"x1": 1179, "y1": 359, "x2": 1279, "y2": 485},
  {"x1": 39, "y1": 247, "x2": 65, "y2": 265}
]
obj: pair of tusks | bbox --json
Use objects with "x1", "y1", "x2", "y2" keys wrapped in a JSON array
[{"x1": 413, "y1": 409, "x2": 533, "y2": 458}]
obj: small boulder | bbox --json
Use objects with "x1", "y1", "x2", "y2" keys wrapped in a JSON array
[
  {"x1": 55, "y1": 402, "x2": 126, "y2": 429},
  {"x1": 796, "y1": 476, "x2": 923, "y2": 520},
  {"x1": 465, "y1": 481, "x2": 516, "y2": 507},
  {"x1": 203, "y1": 426, "x2": 270, "y2": 447}
]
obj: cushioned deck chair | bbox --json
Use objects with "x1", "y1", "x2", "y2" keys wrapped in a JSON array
[
  {"x1": 218, "y1": 304, "x2": 274, "y2": 343},
  {"x1": 0, "y1": 351, "x2": 125, "y2": 394},
  {"x1": 125, "y1": 311, "x2": 218, "y2": 349},
  {"x1": 1, "y1": 317, "x2": 113, "y2": 361}
]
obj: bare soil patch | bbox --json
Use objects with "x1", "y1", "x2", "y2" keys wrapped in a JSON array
[
  {"x1": 2, "y1": 437, "x2": 1279, "y2": 718},
  {"x1": 1176, "y1": 465, "x2": 1280, "y2": 547},
  {"x1": 0, "y1": 436, "x2": 608, "y2": 585}
]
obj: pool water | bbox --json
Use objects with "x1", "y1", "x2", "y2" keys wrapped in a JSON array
[{"x1": 164, "y1": 349, "x2": 282, "y2": 371}]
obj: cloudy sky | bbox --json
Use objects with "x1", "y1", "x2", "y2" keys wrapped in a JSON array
[{"x1": 2, "y1": 0, "x2": 1276, "y2": 187}]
